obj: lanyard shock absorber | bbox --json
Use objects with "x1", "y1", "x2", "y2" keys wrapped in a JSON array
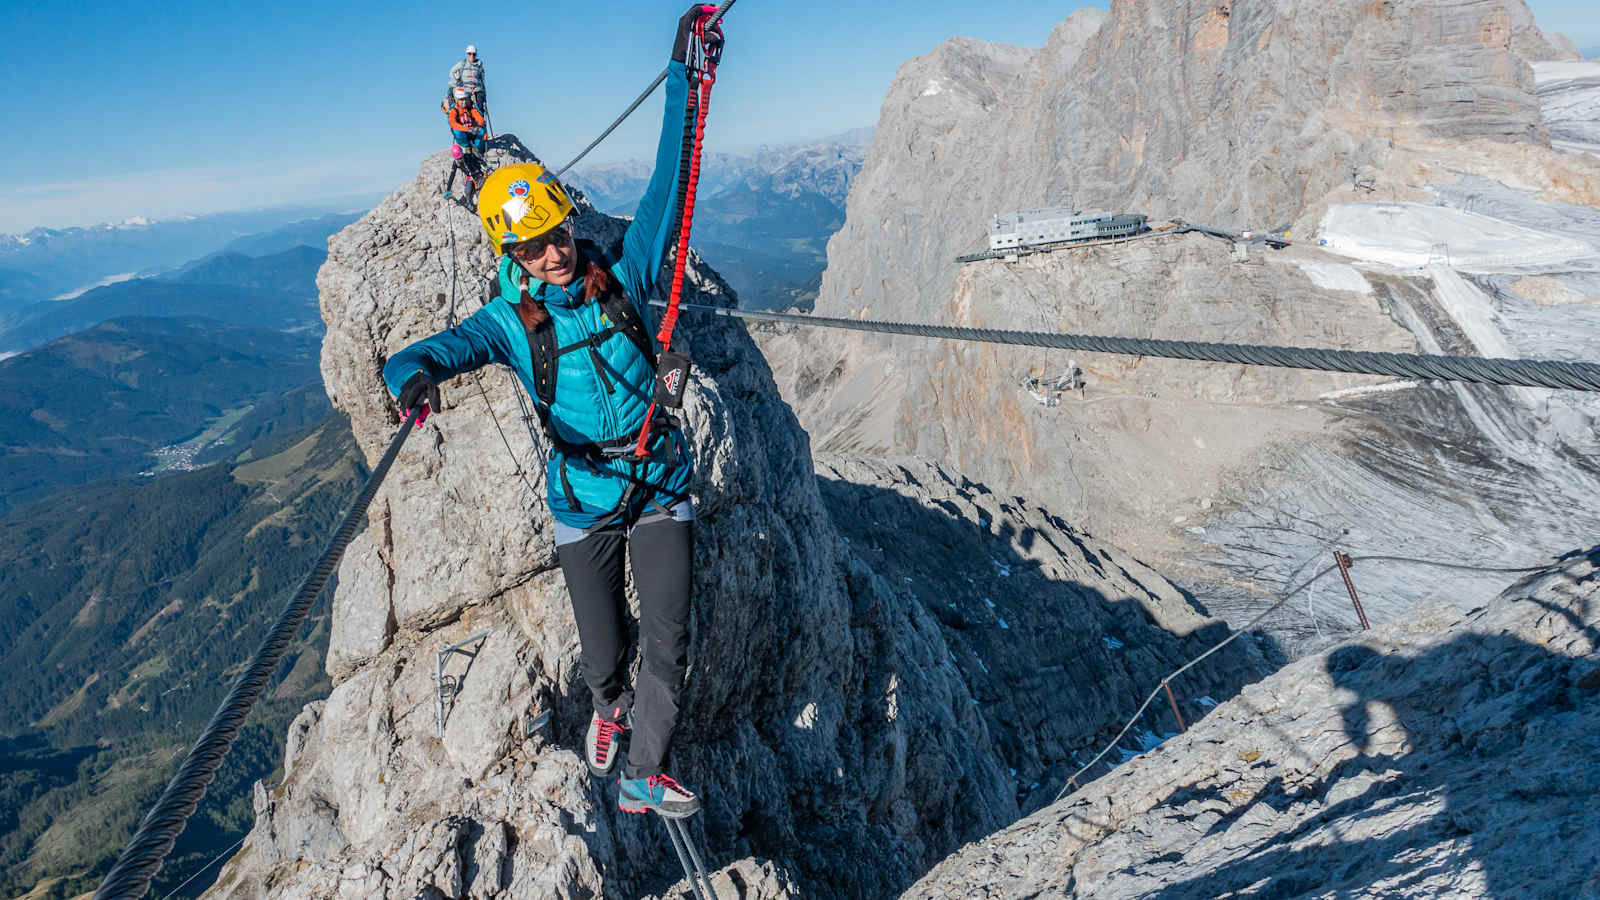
[{"x1": 633, "y1": 8, "x2": 724, "y2": 460}]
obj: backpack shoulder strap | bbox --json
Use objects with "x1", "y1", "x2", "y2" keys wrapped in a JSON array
[
  {"x1": 508, "y1": 271, "x2": 559, "y2": 409},
  {"x1": 574, "y1": 238, "x2": 658, "y2": 370},
  {"x1": 601, "y1": 290, "x2": 658, "y2": 371},
  {"x1": 515, "y1": 242, "x2": 661, "y2": 412}
]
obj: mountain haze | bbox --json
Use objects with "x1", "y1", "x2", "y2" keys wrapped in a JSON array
[
  {"x1": 0, "y1": 207, "x2": 363, "y2": 318},
  {"x1": 573, "y1": 130, "x2": 870, "y2": 309}
]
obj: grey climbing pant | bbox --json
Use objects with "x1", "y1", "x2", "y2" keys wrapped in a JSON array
[{"x1": 556, "y1": 513, "x2": 693, "y2": 779}]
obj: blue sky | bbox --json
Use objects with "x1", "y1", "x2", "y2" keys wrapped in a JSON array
[{"x1": 1, "y1": 0, "x2": 1593, "y2": 233}]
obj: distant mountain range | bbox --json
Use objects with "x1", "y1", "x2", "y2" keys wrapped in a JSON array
[
  {"x1": 0, "y1": 243, "x2": 329, "y2": 356},
  {"x1": 0, "y1": 207, "x2": 362, "y2": 318},
  {"x1": 571, "y1": 127, "x2": 871, "y2": 310}
]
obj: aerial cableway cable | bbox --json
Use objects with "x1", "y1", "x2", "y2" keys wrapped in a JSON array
[
  {"x1": 663, "y1": 301, "x2": 1600, "y2": 392},
  {"x1": 94, "y1": 409, "x2": 425, "y2": 900}
]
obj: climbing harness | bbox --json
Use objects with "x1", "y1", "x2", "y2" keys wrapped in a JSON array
[
  {"x1": 512, "y1": 248, "x2": 692, "y2": 522},
  {"x1": 632, "y1": 6, "x2": 724, "y2": 459}
]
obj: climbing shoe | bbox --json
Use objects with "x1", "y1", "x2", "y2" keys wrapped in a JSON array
[
  {"x1": 585, "y1": 711, "x2": 626, "y2": 777},
  {"x1": 618, "y1": 773, "x2": 701, "y2": 818}
]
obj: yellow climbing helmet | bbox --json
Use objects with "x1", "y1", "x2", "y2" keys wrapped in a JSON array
[{"x1": 477, "y1": 163, "x2": 576, "y2": 255}]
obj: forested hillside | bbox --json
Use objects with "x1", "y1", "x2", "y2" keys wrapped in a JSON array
[
  {"x1": 0, "y1": 414, "x2": 362, "y2": 899},
  {"x1": 0, "y1": 317, "x2": 323, "y2": 514}
]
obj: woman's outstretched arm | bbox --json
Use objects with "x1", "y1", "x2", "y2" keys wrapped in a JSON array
[
  {"x1": 381, "y1": 305, "x2": 513, "y2": 402},
  {"x1": 613, "y1": 41, "x2": 695, "y2": 304}
]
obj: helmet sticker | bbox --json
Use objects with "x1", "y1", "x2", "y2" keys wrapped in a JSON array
[
  {"x1": 509, "y1": 179, "x2": 530, "y2": 198},
  {"x1": 501, "y1": 196, "x2": 531, "y2": 224},
  {"x1": 536, "y1": 171, "x2": 557, "y2": 185},
  {"x1": 501, "y1": 232, "x2": 521, "y2": 245}
]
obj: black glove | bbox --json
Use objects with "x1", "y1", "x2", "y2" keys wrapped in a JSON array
[
  {"x1": 672, "y1": 4, "x2": 716, "y2": 62},
  {"x1": 397, "y1": 371, "x2": 441, "y2": 418}
]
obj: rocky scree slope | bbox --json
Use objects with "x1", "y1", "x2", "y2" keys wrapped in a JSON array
[
  {"x1": 910, "y1": 546, "x2": 1600, "y2": 898},
  {"x1": 206, "y1": 138, "x2": 1263, "y2": 898},
  {"x1": 763, "y1": 0, "x2": 1600, "y2": 655}
]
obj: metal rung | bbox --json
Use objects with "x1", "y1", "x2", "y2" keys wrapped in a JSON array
[{"x1": 434, "y1": 629, "x2": 491, "y2": 736}]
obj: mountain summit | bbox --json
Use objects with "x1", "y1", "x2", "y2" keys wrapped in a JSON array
[{"x1": 206, "y1": 136, "x2": 1259, "y2": 897}]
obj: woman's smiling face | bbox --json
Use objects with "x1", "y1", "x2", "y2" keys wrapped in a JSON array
[{"x1": 509, "y1": 224, "x2": 577, "y2": 285}]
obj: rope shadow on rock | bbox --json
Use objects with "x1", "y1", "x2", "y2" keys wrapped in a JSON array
[{"x1": 1136, "y1": 620, "x2": 1600, "y2": 899}]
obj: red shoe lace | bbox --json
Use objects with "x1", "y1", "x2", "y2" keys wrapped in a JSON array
[
  {"x1": 594, "y1": 719, "x2": 623, "y2": 763},
  {"x1": 648, "y1": 773, "x2": 690, "y2": 794}
]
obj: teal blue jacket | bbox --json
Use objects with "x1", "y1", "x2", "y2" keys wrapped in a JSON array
[{"x1": 384, "y1": 61, "x2": 693, "y2": 531}]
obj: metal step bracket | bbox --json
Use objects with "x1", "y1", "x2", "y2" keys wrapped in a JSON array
[{"x1": 434, "y1": 629, "x2": 492, "y2": 737}]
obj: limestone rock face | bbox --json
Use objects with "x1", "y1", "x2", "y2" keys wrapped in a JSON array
[
  {"x1": 206, "y1": 138, "x2": 1261, "y2": 899},
  {"x1": 907, "y1": 547, "x2": 1600, "y2": 898},
  {"x1": 815, "y1": 0, "x2": 1560, "y2": 329},
  {"x1": 766, "y1": 0, "x2": 1600, "y2": 657}
]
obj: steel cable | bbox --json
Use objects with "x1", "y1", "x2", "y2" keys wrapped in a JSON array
[
  {"x1": 1052, "y1": 553, "x2": 1552, "y2": 804},
  {"x1": 94, "y1": 409, "x2": 424, "y2": 900},
  {"x1": 555, "y1": 0, "x2": 739, "y2": 177},
  {"x1": 440, "y1": 199, "x2": 544, "y2": 497},
  {"x1": 666, "y1": 302, "x2": 1600, "y2": 392}
]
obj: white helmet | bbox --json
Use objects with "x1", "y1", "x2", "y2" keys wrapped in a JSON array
[
  {"x1": 453, "y1": 87, "x2": 469, "y2": 100},
  {"x1": 465, "y1": 44, "x2": 477, "y2": 55}
]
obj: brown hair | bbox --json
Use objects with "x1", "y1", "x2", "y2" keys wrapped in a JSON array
[{"x1": 511, "y1": 247, "x2": 610, "y2": 332}]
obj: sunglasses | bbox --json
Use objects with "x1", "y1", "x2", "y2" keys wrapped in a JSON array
[{"x1": 511, "y1": 225, "x2": 572, "y2": 258}]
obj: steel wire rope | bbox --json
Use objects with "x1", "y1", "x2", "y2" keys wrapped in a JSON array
[
  {"x1": 553, "y1": 0, "x2": 739, "y2": 177},
  {"x1": 440, "y1": 200, "x2": 545, "y2": 497},
  {"x1": 94, "y1": 409, "x2": 425, "y2": 899},
  {"x1": 158, "y1": 834, "x2": 247, "y2": 900},
  {"x1": 663, "y1": 302, "x2": 1600, "y2": 392},
  {"x1": 1052, "y1": 553, "x2": 1555, "y2": 804}
]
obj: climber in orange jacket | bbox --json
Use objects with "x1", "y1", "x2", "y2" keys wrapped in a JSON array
[{"x1": 444, "y1": 88, "x2": 486, "y2": 155}]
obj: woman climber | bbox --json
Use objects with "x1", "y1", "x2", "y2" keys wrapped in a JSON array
[{"x1": 382, "y1": 5, "x2": 722, "y2": 819}]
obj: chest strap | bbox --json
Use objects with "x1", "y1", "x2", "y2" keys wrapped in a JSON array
[{"x1": 515, "y1": 247, "x2": 659, "y2": 412}]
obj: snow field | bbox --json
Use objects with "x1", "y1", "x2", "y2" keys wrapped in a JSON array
[
  {"x1": 1530, "y1": 60, "x2": 1600, "y2": 86},
  {"x1": 1291, "y1": 259, "x2": 1372, "y2": 294},
  {"x1": 1317, "y1": 202, "x2": 1595, "y2": 272},
  {"x1": 1532, "y1": 60, "x2": 1600, "y2": 157}
]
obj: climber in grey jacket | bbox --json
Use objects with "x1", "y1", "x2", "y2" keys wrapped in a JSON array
[{"x1": 447, "y1": 45, "x2": 486, "y2": 113}]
